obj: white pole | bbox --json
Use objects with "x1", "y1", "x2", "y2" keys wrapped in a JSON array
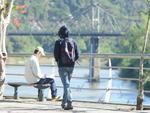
[{"x1": 104, "y1": 58, "x2": 112, "y2": 102}]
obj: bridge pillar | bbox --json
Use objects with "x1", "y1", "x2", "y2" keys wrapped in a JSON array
[
  {"x1": 89, "y1": 2, "x2": 100, "y2": 82},
  {"x1": 89, "y1": 36, "x2": 100, "y2": 82}
]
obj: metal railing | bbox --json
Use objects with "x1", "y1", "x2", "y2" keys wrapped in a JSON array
[{"x1": 5, "y1": 53, "x2": 150, "y2": 104}]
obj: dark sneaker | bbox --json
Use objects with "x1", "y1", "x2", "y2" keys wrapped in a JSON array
[
  {"x1": 64, "y1": 105, "x2": 73, "y2": 110},
  {"x1": 61, "y1": 104, "x2": 65, "y2": 109}
]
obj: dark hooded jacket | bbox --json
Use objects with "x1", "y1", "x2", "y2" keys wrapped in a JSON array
[{"x1": 54, "y1": 26, "x2": 79, "y2": 67}]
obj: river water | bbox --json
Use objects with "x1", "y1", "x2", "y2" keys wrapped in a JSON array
[{"x1": 4, "y1": 65, "x2": 150, "y2": 105}]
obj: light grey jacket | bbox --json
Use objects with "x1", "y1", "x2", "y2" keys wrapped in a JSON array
[{"x1": 24, "y1": 55, "x2": 44, "y2": 84}]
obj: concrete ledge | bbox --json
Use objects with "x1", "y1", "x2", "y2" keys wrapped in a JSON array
[{"x1": 0, "y1": 99, "x2": 149, "y2": 113}]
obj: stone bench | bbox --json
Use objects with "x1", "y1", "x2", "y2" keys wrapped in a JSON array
[{"x1": 7, "y1": 82, "x2": 50, "y2": 101}]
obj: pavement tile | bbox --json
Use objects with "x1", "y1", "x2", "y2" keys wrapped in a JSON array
[{"x1": 0, "y1": 99, "x2": 150, "y2": 113}]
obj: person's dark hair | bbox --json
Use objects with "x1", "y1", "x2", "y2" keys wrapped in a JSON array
[
  {"x1": 34, "y1": 49, "x2": 39, "y2": 54},
  {"x1": 58, "y1": 25, "x2": 69, "y2": 39}
]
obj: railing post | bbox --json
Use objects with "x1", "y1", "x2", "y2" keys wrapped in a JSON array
[
  {"x1": 89, "y1": 1, "x2": 100, "y2": 82},
  {"x1": 47, "y1": 58, "x2": 55, "y2": 99},
  {"x1": 104, "y1": 58, "x2": 112, "y2": 103}
]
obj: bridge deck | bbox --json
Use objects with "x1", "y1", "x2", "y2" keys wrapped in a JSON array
[{"x1": 0, "y1": 98, "x2": 149, "y2": 113}]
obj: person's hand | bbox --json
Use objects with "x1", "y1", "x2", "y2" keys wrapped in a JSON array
[{"x1": 76, "y1": 60, "x2": 80, "y2": 65}]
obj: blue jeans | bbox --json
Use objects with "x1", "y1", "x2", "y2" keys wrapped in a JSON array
[
  {"x1": 59, "y1": 67, "x2": 74, "y2": 106},
  {"x1": 37, "y1": 78, "x2": 57, "y2": 98}
]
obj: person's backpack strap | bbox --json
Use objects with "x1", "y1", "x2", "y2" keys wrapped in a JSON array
[
  {"x1": 66, "y1": 38, "x2": 74, "y2": 60},
  {"x1": 60, "y1": 38, "x2": 75, "y2": 65}
]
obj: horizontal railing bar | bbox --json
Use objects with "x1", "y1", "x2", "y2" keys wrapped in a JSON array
[
  {"x1": 6, "y1": 73, "x2": 139, "y2": 81},
  {"x1": 5, "y1": 82, "x2": 136, "y2": 92},
  {"x1": 143, "y1": 90, "x2": 150, "y2": 93},
  {"x1": 57, "y1": 86, "x2": 137, "y2": 91},
  {"x1": 6, "y1": 64, "x2": 150, "y2": 71},
  {"x1": 7, "y1": 73, "x2": 23, "y2": 76},
  {"x1": 111, "y1": 66, "x2": 150, "y2": 70},
  {"x1": 7, "y1": 53, "x2": 150, "y2": 59},
  {"x1": 5, "y1": 82, "x2": 150, "y2": 93},
  {"x1": 6, "y1": 73, "x2": 89, "y2": 80},
  {"x1": 7, "y1": 82, "x2": 150, "y2": 93},
  {"x1": 7, "y1": 32, "x2": 124, "y2": 37},
  {"x1": 100, "y1": 77, "x2": 139, "y2": 81},
  {"x1": 83, "y1": 53, "x2": 150, "y2": 59}
]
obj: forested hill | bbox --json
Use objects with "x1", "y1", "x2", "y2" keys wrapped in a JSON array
[{"x1": 7, "y1": 0, "x2": 148, "y2": 53}]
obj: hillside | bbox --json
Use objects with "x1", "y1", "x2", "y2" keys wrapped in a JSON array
[{"x1": 7, "y1": 0, "x2": 148, "y2": 54}]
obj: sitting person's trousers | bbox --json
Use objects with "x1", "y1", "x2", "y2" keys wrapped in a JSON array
[{"x1": 37, "y1": 78, "x2": 57, "y2": 98}]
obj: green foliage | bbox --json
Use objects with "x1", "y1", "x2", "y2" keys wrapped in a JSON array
[
  {"x1": 100, "y1": 38, "x2": 115, "y2": 53},
  {"x1": 7, "y1": 0, "x2": 149, "y2": 55},
  {"x1": 76, "y1": 38, "x2": 86, "y2": 52},
  {"x1": 8, "y1": 36, "x2": 39, "y2": 53},
  {"x1": 35, "y1": 36, "x2": 57, "y2": 52},
  {"x1": 118, "y1": 16, "x2": 148, "y2": 78}
]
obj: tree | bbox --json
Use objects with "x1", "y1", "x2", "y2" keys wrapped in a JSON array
[
  {"x1": 136, "y1": 2, "x2": 150, "y2": 110},
  {"x1": 0, "y1": 0, "x2": 15, "y2": 99}
]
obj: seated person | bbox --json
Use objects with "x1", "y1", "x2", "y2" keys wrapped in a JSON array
[{"x1": 24, "y1": 46, "x2": 60, "y2": 100}]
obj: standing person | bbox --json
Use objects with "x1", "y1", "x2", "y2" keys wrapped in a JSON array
[
  {"x1": 54, "y1": 26, "x2": 79, "y2": 110},
  {"x1": 24, "y1": 46, "x2": 60, "y2": 100}
]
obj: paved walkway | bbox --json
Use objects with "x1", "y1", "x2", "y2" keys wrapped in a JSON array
[{"x1": 0, "y1": 99, "x2": 149, "y2": 113}]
